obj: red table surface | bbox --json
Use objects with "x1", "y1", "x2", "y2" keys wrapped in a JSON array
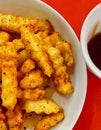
[{"x1": 42, "y1": 0, "x2": 101, "y2": 130}]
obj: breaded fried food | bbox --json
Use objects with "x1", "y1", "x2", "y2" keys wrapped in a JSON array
[
  {"x1": 2, "y1": 58, "x2": 18, "y2": 110},
  {"x1": 35, "y1": 32, "x2": 59, "y2": 47},
  {"x1": 6, "y1": 104, "x2": 25, "y2": 130},
  {"x1": 38, "y1": 32, "x2": 74, "y2": 67},
  {"x1": 54, "y1": 67, "x2": 74, "y2": 94},
  {"x1": 43, "y1": 45, "x2": 74, "y2": 94},
  {"x1": 13, "y1": 104, "x2": 25, "y2": 124},
  {"x1": 17, "y1": 49, "x2": 31, "y2": 67},
  {"x1": 0, "y1": 106, "x2": 7, "y2": 130},
  {"x1": 1, "y1": 42, "x2": 18, "y2": 109},
  {"x1": 13, "y1": 39, "x2": 25, "y2": 51},
  {"x1": 48, "y1": 32, "x2": 74, "y2": 67},
  {"x1": 20, "y1": 70, "x2": 44, "y2": 89},
  {"x1": 56, "y1": 42, "x2": 74, "y2": 67},
  {"x1": 31, "y1": 32, "x2": 74, "y2": 94},
  {"x1": 0, "y1": 13, "x2": 53, "y2": 34},
  {"x1": 20, "y1": 25, "x2": 54, "y2": 77},
  {"x1": 0, "y1": 31, "x2": 12, "y2": 46},
  {"x1": 0, "y1": 59, "x2": 1, "y2": 73},
  {"x1": 0, "y1": 12, "x2": 74, "y2": 130},
  {"x1": 17, "y1": 88, "x2": 45, "y2": 100},
  {"x1": 22, "y1": 99, "x2": 61, "y2": 114},
  {"x1": 6, "y1": 108, "x2": 24, "y2": 130},
  {"x1": 35, "y1": 109, "x2": 64, "y2": 130},
  {"x1": 0, "y1": 42, "x2": 17, "y2": 58},
  {"x1": 20, "y1": 58, "x2": 35, "y2": 73},
  {"x1": 43, "y1": 46, "x2": 64, "y2": 70},
  {"x1": 0, "y1": 106, "x2": 6, "y2": 121},
  {"x1": 0, "y1": 120, "x2": 7, "y2": 130}
]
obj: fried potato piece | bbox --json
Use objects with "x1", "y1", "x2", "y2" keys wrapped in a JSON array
[
  {"x1": 38, "y1": 32, "x2": 74, "y2": 67},
  {"x1": 0, "y1": 13, "x2": 53, "y2": 34},
  {"x1": 37, "y1": 32, "x2": 60, "y2": 47},
  {"x1": 0, "y1": 12, "x2": 74, "y2": 129},
  {"x1": 0, "y1": 42, "x2": 17, "y2": 58},
  {"x1": 0, "y1": 86, "x2": 1, "y2": 96},
  {"x1": 1, "y1": 42, "x2": 18, "y2": 109},
  {"x1": 20, "y1": 70, "x2": 44, "y2": 89},
  {"x1": 6, "y1": 107, "x2": 24, "y2": 130},
  {"x1": 0, "y1": 31, "x2": 8, "y2": 72},
  {"x1": 13, "y1": 39, "x2": 25, "y2": 51},
  {"x1": 17, "y1": 49, "x2": 31, "y2": 67},
  {"x1": 43, "y1": 45, "x2": 74, "y2": 94},
  {"x1": 0, "y1": 120, "x2": 7, "y2": 130},
  {"x1": 54, "y1": 67, "x2": 74, "y2": 94},
  {"x1": 6, "y1": 105, "x2": 25, "y2": 130},
  {"x1": 1, "y1": 59, "x2": 18, "y2": 110},
  {"x1": 13, "y1": 104, "x2": 25, "y2": 124},
  {"x1": 0, "y1": 106, "x2": 6, "y2": 121},
  {"x1": 56, "y1": 42, "x2": 74, "y2": 67},
  {"x1": 35, "y1": 110, "x2": 64, "y2": 130},
  {"x1": 20, "y1": 25, "x2": 54, "y2": 77},
  {"x1": 0, "y1": 106, "x2": 7, "y2": 130},
  {"x1": 0, "y1": 31, "x2": 12, "y2": 46},
  {"x1": 0, "y1": 59, "x2": 1, "y2": 73},
  {"x1": 43, "y1": 46, "x2": 64, "y2": 70},
  {"x1": 18, "y1": 88, "x2": 45, "y2": 100},
  {"x1": 22, "y1": 99, "x2": 61, "y2": 114},
  {"x1": 20, "y1": 58, "x2": 35, "y2": 73}
]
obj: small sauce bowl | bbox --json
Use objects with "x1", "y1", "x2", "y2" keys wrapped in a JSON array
[{"x1": 80, "y1": 3, "x2": 101, "y2": 79}]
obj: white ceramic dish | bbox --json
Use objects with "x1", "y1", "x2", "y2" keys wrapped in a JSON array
[
  {"x1": 80, "y1": 3, "x2": 101, "y2": 79},
  {"x1": 0, "y1": 0, "x2": 87, "y2": 130}
]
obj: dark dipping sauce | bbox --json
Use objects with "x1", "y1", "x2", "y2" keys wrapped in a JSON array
[{"x1": 88, "y1": 32, "x2": 101, "y2": 70}]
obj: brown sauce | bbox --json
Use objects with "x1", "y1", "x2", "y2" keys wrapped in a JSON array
[{"x1": 88, "y1": 32, "x2": 101, "y2": 70}]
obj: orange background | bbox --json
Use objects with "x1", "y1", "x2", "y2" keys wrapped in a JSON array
[{"x1": 42, "y1": 0, "x2": 101, "y2": 130}]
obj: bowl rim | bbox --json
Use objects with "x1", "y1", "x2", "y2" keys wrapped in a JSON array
[{"x1": 80, "y1": 3, "x2": 101, "y2": 79}]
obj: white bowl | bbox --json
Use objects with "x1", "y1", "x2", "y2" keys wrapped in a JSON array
[
  {"x1": 0, "y1": 0, "x2": 87, "y2": 130},
  {"x1": 80, "y1": 3, "x2": 101, "y2": 79}
]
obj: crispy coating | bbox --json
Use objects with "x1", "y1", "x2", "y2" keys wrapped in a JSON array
[
  {"x1": 20, "y1": 25, "x2": 54, "y2": 77},
  {"x1": 0, "y1": 106, "x2": 7, "y2": 130},
  {"x1": 22, "y1": 99, "x2": 61, "y2": 114},
  {"x1": 35, "y1": 109, "x2": 64, "y2": 130},
  {"x1": 0, "y1": 106, "x2": 6, "y2": 121},
  {"x1": 43, "y1": 46, "x2": 64, "y2": 70},
  {"x1": 20, "y1": 58, "x2": 35, "y2": 73},
  {"x1": 13, "y1": 104, "x2": 25, "y2": 124},
  {"x1": 6, "y1": 104, "x2": 25, "y2": 130},
  {"x1": 34, "y1": 32, "x2": 74, "y2": 94},
  {"x1": 0, "y1": 87, "x2": 1, "y2": 96},
  {"x1": 43, "y1": 45, "x2": 74, "y2": 94},
  {"x1": 1, "y1": 59, "x2": 18, "y2": 109},
  {"x1": 0, "y1": 31, "x2": 12, "y2": 46},
  {"x1": 20, "y1": 70, "x2": 44, "y2": 89},
  {"x1": 13, "y1": 39, "x2": 25, "y2": 51},
  {"x1": 1, "y1": 42, "x2": 18, "y2": 109},
  {"x1": 0, "y1": 12, "x2": 74, "y2": 129},
  {"x1": 17, "y1": 49, "x2": 31, "y2": 67},
  {"x1": 18, "y1": 88, "x2": 45, "y2": 100},
  {"x1": 37, "y1": 32, "x2": 60, "y2": 47},
  {"x1": 56, "y1": 42, "x2": 74, "y2": 67},
  {"x1": 0, "y1": 59, "x2": 1, "y2": 73},
  {"x1": 54, "y1": 67, "x2": 74, "y2": 94},
  {"x1": 0, "y1": 120, "x2": 7, "y2": 130},
  {"x1": 6, "y1": 108, "x2": 24, "y2": 130},
  {"x1": 0, "y1": 42, "x2": 17, "y2": 59},
  {"x1": 0, "y1": 13, "x2": 53, "y2": 34},
  {"x1": 38, "y1": 32, "x2": 74, "y2": 67}
]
